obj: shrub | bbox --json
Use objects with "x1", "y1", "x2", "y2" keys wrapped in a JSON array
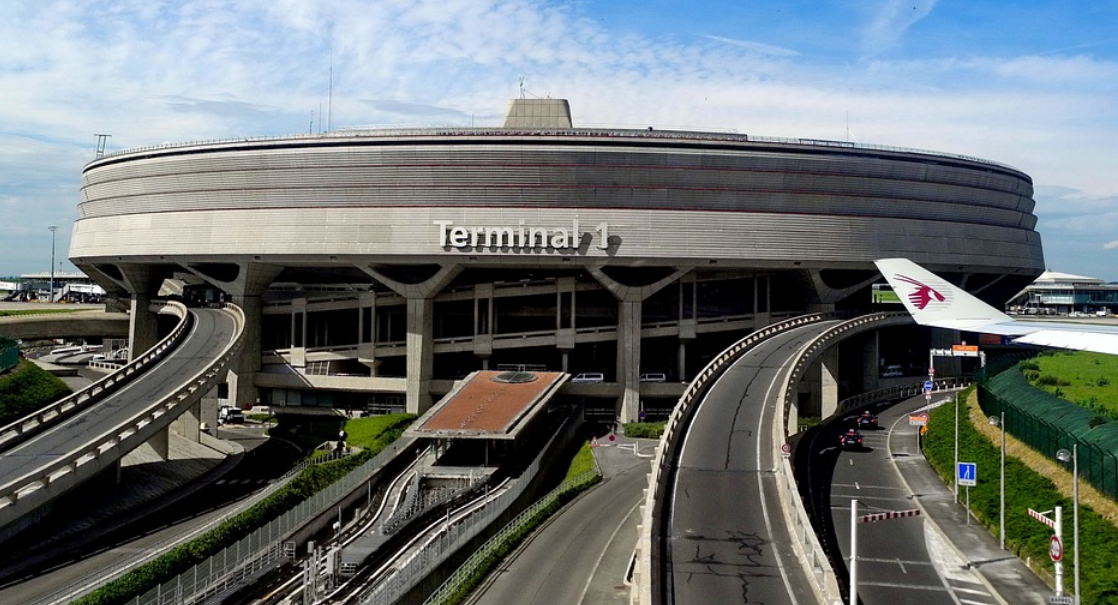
[
  {"x1": 0, "y1": 360, "x2": 72, "y2": 425},
  {"x1": 623, "y1": 421, "x2": 666, "y2": 439}
]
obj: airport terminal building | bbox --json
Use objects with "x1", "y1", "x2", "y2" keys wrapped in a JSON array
[{"x1": 69, "y1": 99, "x2": 1045, "y2": 421}]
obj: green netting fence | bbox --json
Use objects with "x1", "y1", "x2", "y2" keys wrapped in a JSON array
[
  {"x1": 0, "y1": 338, "x2": 18, "y2": 374},
  {"x1": 978, "y1": 363, "x2": 1118, "y2": 501}
]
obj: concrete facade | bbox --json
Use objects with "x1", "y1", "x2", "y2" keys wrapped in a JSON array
[{"x1": 69, "y1": 100, "x2": 1045, "y2": 421}]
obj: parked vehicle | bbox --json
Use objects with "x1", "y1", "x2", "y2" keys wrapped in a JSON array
[
  {"x1": 571, "y1": 372, "x2": 605, "y2": 383},
  {"x1": 880, "y1": 365, "x2": 903, "y2": 378},
  {"x1": 219, "y1": 406, "x2": 245, "y2": 424},
  {"x1": 639, "y1": 373, "x2": 667, "y2": 382}
]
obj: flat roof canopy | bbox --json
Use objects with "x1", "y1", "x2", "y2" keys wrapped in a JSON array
[{"x1": 407, "y1": 370, "x2": 567, "y2": 440}]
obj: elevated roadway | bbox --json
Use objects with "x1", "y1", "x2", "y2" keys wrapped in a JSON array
[
  {"x1": 665, "y1": 322, "x2": 835, "y2": 604},
  {"x1": 0, "y1": 304, "x2": 129, "y2": 341},
  {"x1": 0, "y1": 303, "x2": 244, "y2": 538}
]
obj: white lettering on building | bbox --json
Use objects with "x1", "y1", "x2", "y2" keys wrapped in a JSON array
[{"x1": 435, "y1": 220, "x2": 611, "y2": 252}]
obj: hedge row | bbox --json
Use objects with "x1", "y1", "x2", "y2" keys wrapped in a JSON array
[
  {"x1": 72, "y1": 419, "x2": 413, "y2": 605},
  {"x1": 924, "y1": 390, "x2": 1118, "y2": 603},
  {"x1": 435, "y1": 468, "x2": 602, "y2": 605},
  {"x1": 0, "y1": 359, "x2": 71, "y2": 425}
]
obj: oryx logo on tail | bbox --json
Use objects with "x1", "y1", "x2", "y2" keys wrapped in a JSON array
[{"x1": 894, "y1": 274, "x2": 946, "y2": 310}]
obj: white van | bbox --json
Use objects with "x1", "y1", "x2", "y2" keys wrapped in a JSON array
[
  {"x1": 881, "y1": 365, "x2": 903, "y2": 378},
  {"x1": 640, "y1": 373, "x2": 667, "y2": 382},
  {"x1": 571, "y1": 372, "x2": 605, "y2": 383}
]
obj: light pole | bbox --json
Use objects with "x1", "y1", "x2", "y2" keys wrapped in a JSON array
[
  {"x1": 48, "y1": 225, "x2": 58, "y2": 302},
  {"x1": 1057, "y1": 445, "x2": 1079, "y2": 603},
  {"x1": 988, "y1": 412, "x2": 1006, "y2": 549}
]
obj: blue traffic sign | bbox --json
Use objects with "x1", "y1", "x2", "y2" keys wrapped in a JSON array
[
  {"x1": 923, "y1": 380, "x2": 934, "y2": 393},
  {"x1": 958, "y1": 462, "x2": 977, "y2": 486}
]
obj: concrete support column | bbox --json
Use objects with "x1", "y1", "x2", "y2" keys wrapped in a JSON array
[
  {"x1": 228, "y1": 294, "x2": 263, "y2": 410},
  {"x1": 820, "y1": 346, "x2": 840, "y2": 419},
  {"x1": 617, "y1": 301, "x2": 642, "y2": 422},
  {"x1": 864, "y1": 332, "x2": 882, "y2": 392},
  {"x1": 133, "y1": 425, "x2": 171, "y2": 461},
  {"x1": 128, "y1": 292, "x2": 160, "y2": 361},
  {"x1": 678, "y1": 341, "x2": 687, "y2": 383},
  {"x1": 406, "y1": 297, "x2": 435, "y2": 414},
  {"x1": 172, "y1": 399, "x2": 204, "y2": 443}
]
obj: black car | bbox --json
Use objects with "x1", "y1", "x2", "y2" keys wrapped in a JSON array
[
  {"x1": 840, "y1": 428, "x2": 864, "y2": 450},
  {"x1": 857, "y1": 411, "x2": 878, "y2": 429}
]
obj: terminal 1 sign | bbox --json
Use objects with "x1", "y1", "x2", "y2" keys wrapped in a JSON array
[{"x1": 435, "y1": 219, "x2": 611, "y2": 253}]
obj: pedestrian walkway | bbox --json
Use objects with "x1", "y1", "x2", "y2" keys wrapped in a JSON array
[{"x1": 889, "y1": 399, "x2": 1053, "y2": 605}]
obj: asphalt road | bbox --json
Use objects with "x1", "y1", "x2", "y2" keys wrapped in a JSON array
[
  {"x1": 824, "y1": 396, "x2": 1001, "y2": 605},
  {"x1": 667, "y1": 322, "x2": 834, "y2": 605},
  {"x1": 470, "y1": 437, "x2": 655, "y2": 605},
  {"x1": 0, "y1": 307, "x2": 237, "y2": 487}
]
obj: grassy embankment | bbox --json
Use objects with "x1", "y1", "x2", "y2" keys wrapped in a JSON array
[{"x1": 925, "y1": 386, "x2": 1118, "y2": 602}]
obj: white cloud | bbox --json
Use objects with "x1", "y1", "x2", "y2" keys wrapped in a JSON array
[
  {"x1": 0, "y1": 0, "x2": 1116, "y2": 280},
  {"x1": 860, "y1": 0, "x2": 939, "y2": 53}
]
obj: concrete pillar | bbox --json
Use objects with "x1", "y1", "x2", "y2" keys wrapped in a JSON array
[
  {"x1": 128, "y1": 292, "x2": 160, "y2": 361},
  {"x1": 617, "y1": 301, "x2": 642, "y2": 422},
  {"x1": 820, "y1": 346, "x2": 839, "y2": 419},
  {"x1": 864, "y1": 332, "x2": 881, "y2": 392},
  {"x1": 228, "y1": 294, "x2": 264, "y2": 409},
  {"x1": 172, "y1": 400, "x2": 204, "y2": 443},
  {"x1": 132, "y1": 425, "x2": 171, "y2": 461},
  {"x1": 406, "y1": 297, "x2": 435, "y2": 414}
]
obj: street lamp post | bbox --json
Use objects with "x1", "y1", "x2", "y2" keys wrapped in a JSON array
[
  {"x1": 1057, "y1": 445, "x2": 1080, "y2": 603},
  {"x1": 48, "y1": 225, "x2": 58, "y2": 302},
  {"x1": 988, "y1": 412, "x2": 1006, "y2": 550}
]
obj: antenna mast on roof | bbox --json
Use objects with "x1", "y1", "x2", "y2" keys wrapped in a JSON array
[
  {"x1": 519, "y1": 76, "x2": 525, "y2": 99},
  {"x1": 94, "y1": 134, "x2": 111, "y2": 159},
  {"x1": 327, "y1": 46, "x2": 333, "y2": 132}
]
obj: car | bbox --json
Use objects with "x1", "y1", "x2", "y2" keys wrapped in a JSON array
[
  {"x1": 839, "y1": 428, "x2": 864, "y2": 450},
  {"x1": 880, "y1": 365, "x2": 903, "y2": 378},
  {"x1": 639, "y1": 372, "x2": 667, "y2": 383},
  {"x1": 856, "y1": 411, "x2": 878, "y2": 429},
  {"x1": 219, "y1": 406, "x2": 245, "y2": 424},
  {"x1": 571, "y1": 372, "x2": 605, "y2": 383}
]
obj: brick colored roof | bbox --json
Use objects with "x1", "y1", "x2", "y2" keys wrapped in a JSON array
[{"x1": 418, "y1": 371, "x2": 564, "y2": 434}]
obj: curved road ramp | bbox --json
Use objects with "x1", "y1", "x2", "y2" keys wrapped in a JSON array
[
  {"x1": 634, "y1": 311, "x2": 913, "y2": 605},
  {"x1": 0, "y1": 301, "x2": 245, "y2": 540}
]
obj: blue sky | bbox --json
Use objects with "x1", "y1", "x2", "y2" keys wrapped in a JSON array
[{"x1": 2, "y1": 0, "x2": 1116, "y2": 279}]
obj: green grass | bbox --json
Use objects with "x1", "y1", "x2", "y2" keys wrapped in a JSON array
[
  {"x1": 925, "y1": 390, "x2": 1118, "y2": 602},
  {"x1": 563, "y1": 441, "x2": 596, "y2": 481},
  {"x1": 344, "y1": 413, "x2": 417, "y2": 449},
  {"x1": 0, "y1": 308, "x2": 89, "y2": 317},
  {"x1": 1024, "y1": 351, "x2": 1118, "y2": 419}
]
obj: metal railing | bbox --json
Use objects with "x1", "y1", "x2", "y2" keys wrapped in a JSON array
[
  {"x1": 0, "y1": 302, "x2": 193, "y2": 452},
  {"x1": 29, "y1": 450, "x2": 353, "y2": 605},
  {"x1": 124, "y1": 439, "x2": 418, "y2": 605},
  {"x1": 634, "y1": 312, "x2": 829, "y2": 605},
  {"x1": 93, "y1": 126, "x2": 1021, "y2": 173},
  {"x1": 0, "y1": 304, "x2": 245, "y2": 527},
  {"x1": 353, "y1": 413, "x2": 581, "y2": 605},
  {"x1": 420, "y1": 468, "x2": 601, "y2": 605}
]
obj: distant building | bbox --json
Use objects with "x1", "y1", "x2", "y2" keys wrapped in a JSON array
[
  {"x1": 10, "y1": 272, "x2": 104, "y2": 303},
  {"x1": 1006, "y1": 270, "x2": 1118, "y2": 316}
]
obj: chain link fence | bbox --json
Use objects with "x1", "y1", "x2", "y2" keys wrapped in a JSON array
[
  {"x1": 0, "y1": 337, "x2": 17, "y2": 374},
  {"x1": 978, "y1": 363, "x2": 1118, "y2": 501},
  {"x1": 121, "y1": 439, "x2": 416, "y2": 605}
]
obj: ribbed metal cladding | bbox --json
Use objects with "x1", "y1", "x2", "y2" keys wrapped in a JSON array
[{"x1": 72, "y1": 130, "x2": 1044, "y2": 275}]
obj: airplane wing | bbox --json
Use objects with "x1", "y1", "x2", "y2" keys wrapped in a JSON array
[{"x1": 874, "y1": 258, "x2": 1118, "y2": 355}]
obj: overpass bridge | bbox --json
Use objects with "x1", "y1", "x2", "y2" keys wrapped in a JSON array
[
  {"x1": 0, "y1": 308, "x2": 129, "y2": 341},
  {"x1": 0, "y1": 301, "x2": 244, "y2": 539}
]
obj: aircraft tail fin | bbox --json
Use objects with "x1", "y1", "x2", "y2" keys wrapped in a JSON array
[{"x1": 873, "y1": 258, "x2": 1013, "y2": 330}]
